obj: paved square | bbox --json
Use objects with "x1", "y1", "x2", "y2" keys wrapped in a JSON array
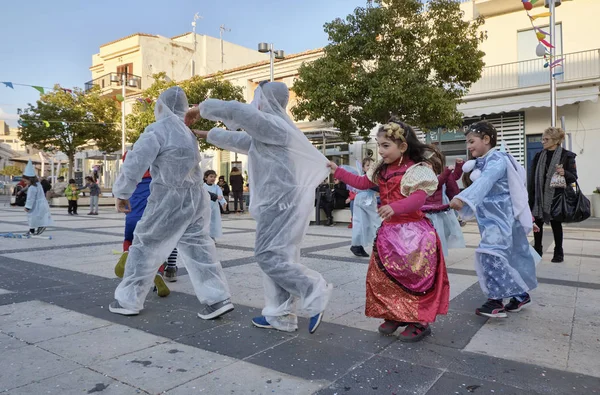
[{"x1": 1, "y1": 201, "x2": 599, "y2": 394}]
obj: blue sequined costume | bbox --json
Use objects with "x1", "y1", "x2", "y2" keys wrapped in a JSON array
[{"x1": 456, "y1": 150, "x2": 539, "y2": 300}]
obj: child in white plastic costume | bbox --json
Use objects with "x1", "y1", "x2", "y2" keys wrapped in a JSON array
[
  {"x1": 109, "y1": 86, "x2": 234, "y2": 319},
  {"x1": 22, "y1": 159, "x2": 53, "y2": 236},
  {"x1": 186, "y1": 81, "x2": 333, "y2": 334},
  {"x1": 203, "y1": 169, "x2": 227, "y2": 239}
]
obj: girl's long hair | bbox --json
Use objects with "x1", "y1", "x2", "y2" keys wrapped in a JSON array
[
  {"x1": 23, "y1": 175, "x2": 39, "y2": 186},
  {"x1": 372, "y1": 119, "x2": 436, "y2": 183}
]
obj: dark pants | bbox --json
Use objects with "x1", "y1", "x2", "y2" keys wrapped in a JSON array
[
  {"x1": 319, "y1": 200, "x2": 333, "y2": 219},
  {"x1": 68, "y1": 200, "x2": 78, "y2": 214},
  {"x1": 533, "y1": 218, "x2": 563, "y2": 255},
  {"x1": 232, "y1": 190, "x2": 244, "y2": 212}
]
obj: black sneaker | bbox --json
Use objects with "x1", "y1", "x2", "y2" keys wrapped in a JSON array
[
  {"x1": 36, "y1": 227, "x2": 46, "y2": 235},
  {"x1": 164, "y1": 266, "x2": 178, "y2": 282},
  {"x1": 476, "y1": 299, "x2": 507, "y2": 318},
  {"x1": 505, "y1": 295, "x2": 531, "y2": 313},
  {"x1": 350, "y1": 246, "x2": 370, "y2": 257},
  {"x1": 197, "y1": 298, "x2": 234, "y2": 320}
]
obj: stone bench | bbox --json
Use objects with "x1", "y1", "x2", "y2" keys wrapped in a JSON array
[{"x1": 49, "y1": 195, "x2": 116, "y2": 208}]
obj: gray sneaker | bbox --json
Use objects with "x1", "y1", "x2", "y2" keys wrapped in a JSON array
[
  {"x1": 197, "y1": 299, "x2": 234, "y2": 320},
  {"x1": 108, "y1": 300, "x2": 139, "y2": 316}
]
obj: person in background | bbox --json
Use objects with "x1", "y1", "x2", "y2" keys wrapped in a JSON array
[
  {"x1": 229, "y1": 166, "x2": 245, "y2": 213},
  {"x1": 528, "y1": 127, "x2": 577, "y2": 263},
  {"x1": 65, "y1": 179, "x2": 79, "y2": 215},
  {"x1": 81, "y1": 176, "x2": 101, "y2": 215},
  {"x1": 40, "y1": 176, "x2": 52, "y2": 195},
  {"x1": 217, "y1": 175, "x2": 231, "y2": 214},
  {"x1": 46, "y1": 176, "x2": 68, "y2": 200}
]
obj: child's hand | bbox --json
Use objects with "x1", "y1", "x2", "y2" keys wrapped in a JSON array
[
  {"x1": 345, "y1": 198, "x2": 351, "y2": 204},
  {"x1": 192, "y1": 130, "x2": 209, "y2": 139},
  {"x1": 327, "y1": 161, "x2": 338, "y2": 174},
  {"x1": 377, "y1": 204, "x2": 394, "y2": 221},
  {"x1": 449, "y1": 198, "x2": 464, "y2": 211},
  {"x1": 185, "y1": 107, "x2": 201, "y2": 126},
  {"x1": 533, "y1": 223, "x2": 541, "y2": 233},
  {"x1": 116, "y1": 199, "x2": 132, "y2": 213},
  {"x1": 456, "y1": 158, "x2": 464, "y2": 165}
]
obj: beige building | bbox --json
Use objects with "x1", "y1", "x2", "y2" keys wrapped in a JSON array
[
  {"x1": 0, "y1": 121, "x2": 28, "y2": 153},
  {"x1": 81, "y1": 32, "x2": 270, "y2": 187},
  {"x1": 86, "y1": 32, "x2": 269, "y2": 104},
  {"x1": 455, "y1": 0, "x2": 600, "y2": 196}
]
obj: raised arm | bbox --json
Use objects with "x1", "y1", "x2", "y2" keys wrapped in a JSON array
[
  {"x1": 334, "y1": 167, "x2": 377, "y2": 190},
  {"x1": 207, "y1": 128, "x2": 252, "y2": 155},
  {"x1": 200, "y1": 99, "x2": 288, "y2": 145}
]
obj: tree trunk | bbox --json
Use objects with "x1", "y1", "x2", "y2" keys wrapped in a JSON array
[{"x1": 68, "y1": 155, "x2": 74, "y2": 181}]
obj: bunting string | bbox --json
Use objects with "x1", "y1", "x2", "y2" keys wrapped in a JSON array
[
  {"x1": 1, "y1": 81, "x2": 74, "y2": 95},
  {"x1": 521, "y1": 0, "x2": 564, "y2": 78}
]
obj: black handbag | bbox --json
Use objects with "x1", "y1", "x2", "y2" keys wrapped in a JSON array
[{"x1": 551, "y1": 182, "x2": 591, "y2": 223}]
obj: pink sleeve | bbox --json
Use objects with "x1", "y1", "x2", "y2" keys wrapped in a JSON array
[
  {"x1": 452, "y1": 162, "x2": 464, "y2": 181},
  {"x1": 445, "y1": 176, "x2": 460, "y2": 200},
  {"x1": 334, "y1": 167, "x2": 377, "y2": 190},
  {"x1": 438, "y1": 167, "x2": 452, "y2": 184},
  {"x1": 389, "y1": 190, "x2": 427, "y2": 215}
]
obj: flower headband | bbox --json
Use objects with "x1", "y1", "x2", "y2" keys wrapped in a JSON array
[{"x1": 382, "y1": 121, "x2": 406, "y2": 142}]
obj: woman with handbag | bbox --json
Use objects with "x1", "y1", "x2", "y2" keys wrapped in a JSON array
[{"x1": 528, "y1": 127, "x2": 577, "y2": 263}]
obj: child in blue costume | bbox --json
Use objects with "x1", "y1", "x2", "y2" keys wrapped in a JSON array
[
  {"x1": 114, "y1": 152, "x2": 177, "y2": 297},
  {"x1": 450, "y1": 121, "x2": 540, "y2": 318}
]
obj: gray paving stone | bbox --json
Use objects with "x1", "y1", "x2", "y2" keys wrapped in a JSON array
[
  {"x1": 176, "y1": 320, "x2": 296, "y2": 360},
  {"x1": 9, "y1": 367, "x2": 142, "y2": 395},
  {"x1": 0, "y1": 345, "x2": 81, "y2": 392},
  {"x1": 445, "y1": 351, "x2": 600, "y2": 395},
  {"x1": 90, "y1": 342, "x2": 235, "y2": 394},
  {"x1": 425, "y1": 371, "x2": 536, "y2": 395},
  {"x1": 165, "y1": 360, "x2": 326, "y2": 394},
  {"x1": 317, "y1": 355, "x2": 443, "y2": 395},
  {"x1": 1, "y1": 308, "x2": 112, "y2": 344},
  {"x1": 37, "y1": 324, "x2": 169, "y2": 366},
  {"x1": 0, "y1": 332, "x2": 28, "y2": 352},
  {"x1": 245, "y1": 337, "x2": 372, "y2": 381}
]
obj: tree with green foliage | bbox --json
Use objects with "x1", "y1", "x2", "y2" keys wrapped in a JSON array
[
  {"x1": 0, "y1": 165, "x2": 21, "y2": 177},
  {"x1": 292, "y1": 0, "x2": 486, "y2": 142},
  {"x1": 18, "y1": 86, "x2": 121, "y2": 178},
  {"x1": 126, "y1": 72, "x2": 245, "y2": 150}
]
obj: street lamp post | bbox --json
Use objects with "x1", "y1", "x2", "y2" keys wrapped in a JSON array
[
  {"x1": 111, "y1": 72, "x2": 139, "y2": 158},
  {"x1": 258, "y1": 43, "x2": 285, "y2": 82},
  {"x1": 121, "y1": 73, "x2": 126, "y2": 157},
  {"x1": 546, "y1": 0, "x2": 562, "y2": 127}
]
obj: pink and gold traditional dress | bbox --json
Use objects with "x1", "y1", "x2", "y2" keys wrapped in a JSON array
[{"x1": 335, "y1": 157, "x2": 449, "y2": 323}]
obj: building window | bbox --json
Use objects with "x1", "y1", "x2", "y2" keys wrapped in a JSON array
[{"x1": 117, "y1": 63, "x2": 134, "y2": 79}]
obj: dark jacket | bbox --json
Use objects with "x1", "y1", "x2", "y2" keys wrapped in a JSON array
[
  {"x1": 217, "y1": 180, "x2": 230, "y2": 196},
  {"x1": 40, "y1": 179, "x2": 52, "y2": 194},
  {"x1": 332, "y1": 182, "x2": 350, "y2": 210},
  {"x1": 528, "y1": 149, "x2": 578, "y2": 210},
  {"x1": 229, "y1": 170, "x2": 244, "y2": 192}
]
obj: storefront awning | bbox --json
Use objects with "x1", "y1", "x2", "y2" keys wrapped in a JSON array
[{"x1": 459, "y1": 86, "x2": 600, "y2": 117}]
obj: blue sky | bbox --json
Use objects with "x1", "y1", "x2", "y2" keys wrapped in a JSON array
[{"x1": 0, "y1": 0, "x2": 361, "y2": 126}]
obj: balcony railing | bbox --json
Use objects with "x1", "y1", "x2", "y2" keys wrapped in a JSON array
[
  {"x1": 84, "y1": 73, "x2": 142, "y2": 93},
  {"x1": 469, "y1": 49, "x2": 600, "y2": 95}
]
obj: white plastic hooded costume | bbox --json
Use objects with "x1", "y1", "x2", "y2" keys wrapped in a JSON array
[
  {"x1": 200, "y1": 82, "x2": 332, "y2": 332},
  {"x1": 23, "y1": 160, "x2": 53, "y2": 229},
  {"x1": 112, "y1": 86, "x2": 230, "y2": 312},
  {"x1": 203, "y1": 182, "x2": 226, "y2": 239}
]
